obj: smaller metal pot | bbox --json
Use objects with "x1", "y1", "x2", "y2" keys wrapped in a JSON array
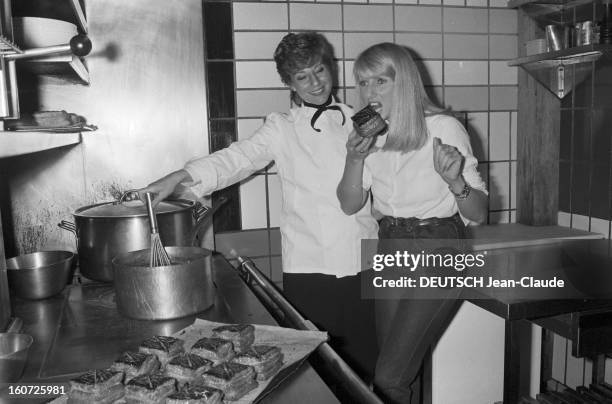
[
  {"x1": 112, "y1": 246, "x2": 214, "y2": 320},
  {"x1": 6, "y1": 251, "x2": 75, "y2": 300},
  {"x1": 0, "y1": 333, "x2": 33, "y2": 384}
]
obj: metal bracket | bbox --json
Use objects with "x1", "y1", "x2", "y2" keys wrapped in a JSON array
[{"x1": 557, "y1": 65, "x2": 565, "y2": 98}]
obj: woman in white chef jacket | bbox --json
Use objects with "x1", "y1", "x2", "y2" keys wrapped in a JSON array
[
  {"x1": 337, "y1": 42, "x2": 488, "y2": 404},
  {"x1": 136, "y1": 32, "x2": 379, "y2": 382}
]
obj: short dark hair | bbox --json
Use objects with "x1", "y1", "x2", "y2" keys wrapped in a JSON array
[{"x1": 273, "y1": 32, "x2": 336, "y2": 86}]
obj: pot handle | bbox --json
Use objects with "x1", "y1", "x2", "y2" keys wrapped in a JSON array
[
  {"x1": 58, "y1": 220, "x2": 76, "y2": 235},
  {"x1": 118, "y1": 189, "x2": 140, "y2": 203},
  {"x1": 190, "y1": 196, "x2": 228, "y2": 246},
  {"x1": 58, "y1": 220, "x2": 79, "y2": 250}
]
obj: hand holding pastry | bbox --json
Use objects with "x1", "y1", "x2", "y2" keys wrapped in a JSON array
[{"x1": 346, "y1": 130, "x2": 376, "y2": 161}]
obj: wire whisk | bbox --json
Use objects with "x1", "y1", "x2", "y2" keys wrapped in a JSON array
[{"x1": 145, "y1": 192, "x2": 172, "y2": 267}]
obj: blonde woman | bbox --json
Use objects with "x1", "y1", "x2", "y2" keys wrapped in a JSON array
[{"x1": 337, "y1": 42, "x2": 488, "y2": 403}]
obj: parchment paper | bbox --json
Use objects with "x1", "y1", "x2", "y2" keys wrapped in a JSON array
[
  {"x1": 49, "y1": 319, "x2": 328, "y2": 403},
  {"x1": 174, "y1": 319, "x2": 328, "y2": 403}
]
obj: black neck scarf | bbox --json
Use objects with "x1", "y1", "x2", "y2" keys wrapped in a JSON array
[{"x1": 302, "y1": 95, "x2": 346, "y2": 132}]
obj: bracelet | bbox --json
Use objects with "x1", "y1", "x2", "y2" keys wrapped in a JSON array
[{"x1": 449, "y1": 182, "x2": 471, "y2": 200}]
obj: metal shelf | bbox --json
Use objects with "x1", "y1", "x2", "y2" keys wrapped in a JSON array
[
  {"x1": 508, "y1": 0, "x2": 597, "y2": 26},
  {"x1": 0, "y1": 34, "x2": 21, "y2": 54},
  {"x1": 6, "y1": 0, "x2": 89, "y2": 84},
  {"x1": 508, "y1": 0, "x2": 592, "y2": 11},
  {"x1": 0, "y1": 130, "x2": 81, "y2": 158},
  {"x1": 508, "y1": 44, "x2": 612, "y2": 98},
  {"x1": 11, "y1": 0, "x2": 87, "y2": 34},
  {"x1": 508, "y1": 0, "x2": 594, "y2": 22},
  {"x1": 509, "y1": 43, "x2": 611, "y2": 66},
  {"x1": 18, "y1": 54, "x2": 89, "y2": 84},
  {"x1": 68, "y1": 0, "x2": 87, "y2": 34}
]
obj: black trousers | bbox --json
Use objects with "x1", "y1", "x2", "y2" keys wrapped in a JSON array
[
  {"x1": 374, "y1": 214, "x2": 467, "y2": 404},
  {"x1": 283, "y1": 272, "x2": 378, "y2": 382}
]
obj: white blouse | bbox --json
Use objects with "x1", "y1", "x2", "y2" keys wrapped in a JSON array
[
  {"x1": 184, "y1": 102, "x2": 379, "y2": 277},
  {"x1": 364, "y1": 114, "x2": 487, "y2": 223}
]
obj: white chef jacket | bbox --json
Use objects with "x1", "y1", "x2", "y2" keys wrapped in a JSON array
[
  {"x1": 364, "y1": 114, "x2": 487, "y2": 224},
  {"x1": 184, "y1": 102, "x2": 379, "y2": 277}
]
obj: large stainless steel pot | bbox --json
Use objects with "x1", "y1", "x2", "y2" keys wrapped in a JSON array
[
  {"x1": 59, "y1": 196, "x2": 224, "y2": 283},
  {"x1": 112, "y1": 246, "x2": 214, "y2": 320}
]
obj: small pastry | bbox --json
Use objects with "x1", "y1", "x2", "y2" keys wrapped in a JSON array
[
  {"x1": 110, "y1": 351, "x2": 160, "y2": 383},
  {"x1": 164, "y1": 353, "x2": 213, "y2": 387},
  {"x1": 232, "y1": 345, "x2": 284, "y2": 381},
  {"x1": 190, "y1": 337, "x2": 235, "y2": 363},
  {"x1": 201, "y1": 362, "x2": 258, "y2": 401},
  {"x1": 138, "y1": 335, "x2": 184, "y2": 366},
  {"x1": 351, "y1": 104, "x2": 388, "y2": 138},
  {"x1": 166, "y1": 385, "x2": 224, "y2": 404},
  {"x1": 67, "y1": 369, "x2": 125, "y2": 404},
  {"x1": 124, "y1": 373, "x2": 176, "y2": 403},
  {"x1": 211, "y1": 324, "x2": 255, "y2": 354}
]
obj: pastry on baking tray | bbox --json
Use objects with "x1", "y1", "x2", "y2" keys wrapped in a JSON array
[
  {"x1": 233, "y1": 345, "x2": 284, "y2": 381},
  {"x1": 164, "y1": 353, "x2": 213, "y2": 387},
  {"x1": 166, "y1": 384, "x2": 224, "y2": 404},
  {"x1": 201, "y1": 362, "x2": 258, "y2": 401},
  {"x1": 138, "y1": 335, "x2": 184, "y2": 365},
  {"x1": 124, "y1": 373, "x2": 177, "y2": 403},
  {"x1": 67, "y1": 369, "x2": 125, "y2": 404},
  {"x1": 190, "y1": 337, "x2": 235, "y2": 363},
  {"x1": 110, "y1": 351, "x2": 160, "y2": 383},
  {"x1": 351, "y1": 104, "x2": 388, "y2": 138},
  {"x1": 211, "y1": 324, "x2": 255, "y2": 353}
]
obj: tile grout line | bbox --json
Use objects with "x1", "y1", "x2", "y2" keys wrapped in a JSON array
[{"x1": 231, "y1": 1, "x2": 243, "y2": 231}]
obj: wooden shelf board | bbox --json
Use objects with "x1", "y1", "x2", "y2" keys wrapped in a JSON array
[{"x1": 0, "y1": 131, "x2": 81, "y2": 158}]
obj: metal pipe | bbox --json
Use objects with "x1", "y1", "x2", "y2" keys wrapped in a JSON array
[
  {"x1": 4, "y1": 34, "x2": 92, "y2": 61},
  {"x1": 234, "y1": 255, "x2": 384, "y2": 404},
  {"x1": 4, "y1": 44, "x2": 71, "y2": 60}
]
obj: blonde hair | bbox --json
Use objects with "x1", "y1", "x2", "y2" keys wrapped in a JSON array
[{"x1": 353, "y1": 43, "x2": 444, "y2": 152}]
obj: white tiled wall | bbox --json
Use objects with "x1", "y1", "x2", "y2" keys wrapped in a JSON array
[
  {"x1": 444, "y1": 34, "x2": 489, "y2": 59},
  {"x1": 234, "y1": 32, "x2": 286, "y2": 59},
  {"x1": 290, "y1": 4, "x2": 343, "y2": 30},
  {"x1": 235, "y1": 61, "x2": 284, "y2": 88},
  {"x1": 489, "y1": 111, "x2": 510, "y2": 161},
  {"x1": 233, "y1": 3, "x2": 288, "y2": 30},
  {"x1": 239, "y1": 175, "x2": 268, "y2": 229},
  {"x1": 444, "y1": 61, "x2": 489, "y2": 85},
  {"x1": 231, "y1": 0, "x2": 518, "y2": 231},
  {"x1": 236, "y1": 89, "x2": 290, "y2": 117}
]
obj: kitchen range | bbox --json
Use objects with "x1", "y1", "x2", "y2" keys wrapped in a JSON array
[{"x1": 2, "y1": 253, "x2": 340, "y2": 404}]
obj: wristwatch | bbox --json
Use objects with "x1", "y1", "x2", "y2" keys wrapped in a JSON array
[{"x1": 449, "y1": 182, "x2": 471, "y2": 200}]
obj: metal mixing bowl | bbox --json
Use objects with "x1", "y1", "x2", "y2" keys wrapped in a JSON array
[
  {"x1": 6, "y1": 251, "x2": 75, "y2": 300},
  {"x1": 0, "y1": 333, "x2": 33, "y2": 383}
]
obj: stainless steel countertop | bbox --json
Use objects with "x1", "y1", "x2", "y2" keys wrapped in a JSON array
[{"x1": 1, "y1": 253, "x2": 338, "y2": 404}]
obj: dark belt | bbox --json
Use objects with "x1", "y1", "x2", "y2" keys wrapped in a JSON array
[{"x1": 378, "y1": 213, "x2": 461, "y2": 229}]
